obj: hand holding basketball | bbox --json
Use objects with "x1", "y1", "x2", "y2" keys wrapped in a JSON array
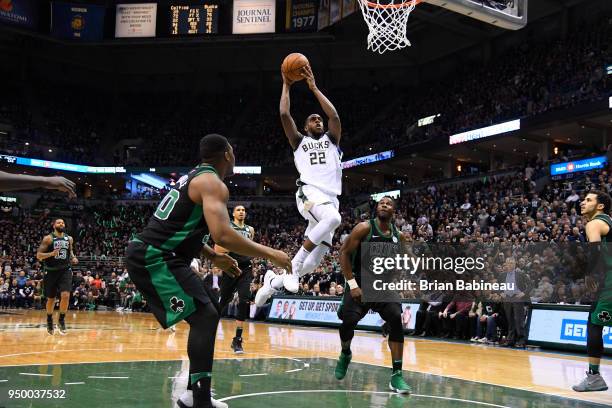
[
  {"x1": 281, "y1": 71, "x2": 294, "y2": 86},
  {"x1": 301, "y1": 65, "x2": 317, "y2": 91},
  {"x1": 281, "y1": 53, "x2": 310, "y2": 83}
]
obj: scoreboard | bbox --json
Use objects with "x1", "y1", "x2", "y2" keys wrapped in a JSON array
[{"x1": 169, "y1": 4, "x2": 219, "y2": 35}]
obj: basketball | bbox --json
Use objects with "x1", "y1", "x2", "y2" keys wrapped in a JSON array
[{"x1": 281, "y1": 53, "x2": 309, "y2": 82}]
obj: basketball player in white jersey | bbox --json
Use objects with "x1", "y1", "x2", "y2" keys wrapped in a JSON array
[{"x1": 256, "y1": 65, "x2": 342, "y2": 305}]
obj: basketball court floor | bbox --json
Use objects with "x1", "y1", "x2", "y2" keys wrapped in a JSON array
[{"x1": 0, "y1": 310, "x2": 610, "y2": 407}]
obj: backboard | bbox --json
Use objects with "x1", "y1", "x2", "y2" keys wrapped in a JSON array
[{"x1": 425, "y1": 0, "x2": 527, "y2": 30}]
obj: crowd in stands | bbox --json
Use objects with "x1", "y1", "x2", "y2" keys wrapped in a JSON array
[
  {"x1": 1, "y1": 157, "x2": 609, "y2": 342},
  {"x1": 1, "y1": 17, "x2": 609, "y2": 169},
  {"x1": 353, "y1": 17, "x2": 612, "y2": 157}
]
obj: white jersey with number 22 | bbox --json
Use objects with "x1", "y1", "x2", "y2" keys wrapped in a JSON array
[{"x1": 293, "y1": 133, "x2": 342, "y2": 196}]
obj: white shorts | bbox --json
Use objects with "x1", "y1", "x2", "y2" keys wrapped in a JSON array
[{"x1": 296, "y1": 184, "x2": 340, "y2": 245}]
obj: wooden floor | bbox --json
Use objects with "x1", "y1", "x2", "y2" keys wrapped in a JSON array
[{"x1": 0, "y1": 310, "x2": 611, "y2": 407}]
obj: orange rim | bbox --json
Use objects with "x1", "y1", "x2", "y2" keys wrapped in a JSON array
[{"x1": 363, "y1": 0, "x2": 421, "y2": 9}]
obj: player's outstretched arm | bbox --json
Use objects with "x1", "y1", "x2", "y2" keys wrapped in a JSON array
[
  {"x1": 36, "y1": 235, "x2": 58, "y2": 261},
  {"x1": 0, "y1": 171, "x2": 76, "y2": 197},
  {"x1": 279, "y1": 73, "x2": 302, "y2": 150},
  {"x1": 192, "y1": 174, "x2": 292, "y2": 271},
  {"x1": 339, "y1": 222, "x2": 370, "y2": 302},
  {"x1": 301, "y1": 66, "x2": 341, "y2": 145},
  {"x1": 202, "y1": 244, "x2": 241, "y2": 277}
]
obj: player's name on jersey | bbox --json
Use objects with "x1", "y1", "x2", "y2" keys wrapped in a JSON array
[{"x1": 372, "y1": 279, "x2": 515, "y2": 292}]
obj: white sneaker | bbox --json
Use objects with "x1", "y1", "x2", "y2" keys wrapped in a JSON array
[
  {"x1": 283, "y1": 271, "x2": 300, "y2": 293},
  {"x1": 255, "y1": 270, "x2": 278, "y2": 307},
  {"x1": 212, "y1": 397, "x2": 229, "y2": 408},
  {"x1": 176, "y1": 390, "x2": 228, "y2": 408}
]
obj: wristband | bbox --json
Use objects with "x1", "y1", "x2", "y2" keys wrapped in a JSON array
[{"x1": 347, "y1": 279, "x2": 359, "y2": 290}]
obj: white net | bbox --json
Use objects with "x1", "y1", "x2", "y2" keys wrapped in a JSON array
[{"x1": 357, "y1": 0, "x2": 418, "y2": 54}]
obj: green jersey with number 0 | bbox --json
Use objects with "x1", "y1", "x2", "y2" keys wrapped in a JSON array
[{"x1": 137, "y1": 165, "x2": 217, "y2": 260}]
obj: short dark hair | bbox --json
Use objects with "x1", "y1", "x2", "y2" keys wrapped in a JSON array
[
  {"x1": 591, "y1": 190, "x2": 612, "y2": 213},
  {"x1": 304, "y1": 114, "x2": 321, "y2": 129},
  {"x1": 199, "y1": 134, "x2": 229, "y2": 161},
  {"x1": 379, "y1": 196, "x2": 397, "y2": 208}
]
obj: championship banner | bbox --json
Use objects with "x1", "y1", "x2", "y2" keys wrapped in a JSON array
[
  {"x1": 317, "y1": 0, "x2": 329, "y2": 30},
  {"x1": 232, "y1": 0, "x2": 275, "y2": 34},
  {"x1": 51, "y1": 2, "x2": 105, "y2": 41},
  {"x1": 115, "y1": 3, "x2": 157, "y2": 38},
  {"x1": 341, "y1": 0, "x2": 356, "y2": 18},
  {"x1": 329, "y1": 0, "x2": 341, "y2": 24},
  {"x1": 268, "y1": 296, "x2": 420, "y2": 331},
  {"x1": 285, "y1": 0, "x2": 317, "y2": 32},
  {"x1": 0, "y1": 0, "x2": 38, "y2": 28}
]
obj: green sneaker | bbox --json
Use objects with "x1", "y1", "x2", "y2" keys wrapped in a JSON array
[
  {"x1": 389, "y1": 371, "x2": 411, "y2": 394},
  {"x1": 334, "y1": 352, "x2": 352, "y2": 380}
]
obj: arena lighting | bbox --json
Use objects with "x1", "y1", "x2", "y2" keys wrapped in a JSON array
[
  {"x1": 0, "y1": 154, "x2": 261, "y2": 175},
  {"x1": 131, "y1": 173, "x2": 168, "y2": 189},
  {"x1": 449, "y1": 119, "x2": 521, "y2": 145},
  {"x1": 370, "y1": 189, "x2": 401, "y2": 201},
  {"x1": 417, "y1": 113, "x2": 441, "y2": 127},
  {"x1": 550, "y1": 155, "x2": 607, "y2": 176},
  {"x1": 607, "y1": 64, "x2": 612, "y2": 75},
  {"x1": 342, "y1": 150, "x2": 394, "y2": 169}
]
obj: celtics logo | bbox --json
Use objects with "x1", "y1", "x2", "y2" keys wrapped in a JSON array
[
  {"x1": 598, "y1": 310, "x2": 611, "y2": 323},
  {"x1": 170, "y1": 296, "x2": 185, "y2": 313}
]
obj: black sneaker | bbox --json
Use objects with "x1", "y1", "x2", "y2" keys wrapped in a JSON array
[
  {"x1": 46, "y1": 319, "x2": 54, "y2": 336},
  {"x1": 231, "y1": 337, "x2": 244, "y2": 354},
  {"x1": 58, "y1": 319, "x2": 67, "y2": 335}
]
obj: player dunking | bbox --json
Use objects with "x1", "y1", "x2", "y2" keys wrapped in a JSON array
[
  {"x1": 334, "y1": 197, "x2": 411, "y2": 394},
  {"x1": 215, "y1": 205, "x2": 255, "y2": 354},
  {"x1": 572, "y1": 190, "x2": 611, "y2": 392},
  {"x1": 36, "y1": 219, "x2": 78, "y2": 335},
  {"x1": 126, "y1": 134, "x2": 291, "y2": 408},
  {"x1": 256, "y1": 65, "x2": 342, "y2": 306}
]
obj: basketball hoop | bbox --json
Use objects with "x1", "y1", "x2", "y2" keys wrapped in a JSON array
[{"x1": 357, "y1": 0, "x2": 421, "y2": 54}]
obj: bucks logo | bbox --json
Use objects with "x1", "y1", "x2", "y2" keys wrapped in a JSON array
[
  {"x1": 170, "y1": 296, "x2": 185, "y2": 313},
  {"x1": 598, "y1": 310, "x2": 611, "y2": 323}
]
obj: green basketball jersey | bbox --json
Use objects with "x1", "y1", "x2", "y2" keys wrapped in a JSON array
[
  {"x1": 229, "y1": 221, "x2": 253, "y2": 265},
  {"x1": 351, "y1": 219, "x2": 401, "y2": 287},
  {"x1": 43, "y1": 233, "x2": 71, "y2": 271},
  {"x1": 137, "y1": 165, "x2": 217, "y2": 260},
  {"x1": 590, "y1": 214, "x2": 612, "y2": 326}
]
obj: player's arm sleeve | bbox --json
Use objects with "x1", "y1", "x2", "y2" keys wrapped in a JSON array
[{"x1": 339, "y1": 222, "x2": 370, "y2": 283}]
